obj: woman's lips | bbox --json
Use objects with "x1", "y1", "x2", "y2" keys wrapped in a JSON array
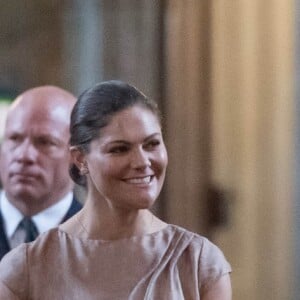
[{"x1": 123, "y1": 175, "x2": 153, "y2": 184}]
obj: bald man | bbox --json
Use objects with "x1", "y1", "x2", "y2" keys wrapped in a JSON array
[{"x1": 0, "y1": 86, "x2": 82, "y2": 260}]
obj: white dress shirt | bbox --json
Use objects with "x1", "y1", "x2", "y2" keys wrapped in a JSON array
[{"x1": 0, "y1": 191, "x2": 73, "y2": 248}]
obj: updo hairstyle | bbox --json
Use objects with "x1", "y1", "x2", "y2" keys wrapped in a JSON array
[{"x1": 69, "y1": 80, "x2": 160, "y2": 186}]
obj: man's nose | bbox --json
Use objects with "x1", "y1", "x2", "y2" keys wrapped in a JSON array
[{"x1": 15, "y1": 140, "x2": 38, "y2": 163}]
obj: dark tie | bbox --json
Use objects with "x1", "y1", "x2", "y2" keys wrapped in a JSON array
[{"x1": 20, "y1": 217, "x2": 39, "y2": 242}]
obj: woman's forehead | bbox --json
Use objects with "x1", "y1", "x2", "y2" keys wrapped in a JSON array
[{"x1": 94, "y1": 107, "x2": 162, "y2": 143}]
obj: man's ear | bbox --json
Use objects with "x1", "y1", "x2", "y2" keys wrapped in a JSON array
[{"x1": 70, "y1": 146, "x2": 88, "y2": 174}]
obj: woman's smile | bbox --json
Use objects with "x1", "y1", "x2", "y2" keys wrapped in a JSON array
[
  {"x1": 81, "y1": 105, "x2": 168, "y2": 210},
  {"x1": 123, "y1": 175, "x2": 154, "y2": 185}
]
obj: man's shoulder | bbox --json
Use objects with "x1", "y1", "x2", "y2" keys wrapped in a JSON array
[
  {"x1": 62, "y1": 196, "x2": 82, "y2": 223},
  {"x1": 0, "y1": 206, "x2": 10, "y2": 260},
  {"x1": 70, "y1": 196, "x2": 83, "y2": 211}
]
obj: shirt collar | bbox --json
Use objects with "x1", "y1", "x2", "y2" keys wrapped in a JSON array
[
  {"x1": 0, "y1": 191, "x2": 73, "y2": 238},
  {"x1": 0, "y1": 191, "x2": 23, "y2": 238}
]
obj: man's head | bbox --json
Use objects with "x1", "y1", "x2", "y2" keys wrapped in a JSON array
[{"x1": 0, "y1": 86, "x2": 76, "y2": 216}]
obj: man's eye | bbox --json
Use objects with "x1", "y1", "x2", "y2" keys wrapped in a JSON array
[
  {"x1": 9, "y1": 135, "x2": 22, "y2": 142},
  {"x1": 36, "y1": 138, "x2": 55, "y2": 146}
]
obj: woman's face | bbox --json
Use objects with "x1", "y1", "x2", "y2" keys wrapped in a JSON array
[{"x1": 82, "y1": 105, "x2": 168, "y2": 210}]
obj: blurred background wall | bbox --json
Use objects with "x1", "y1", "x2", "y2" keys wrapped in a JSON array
[{"x1": 0, "y1": 1, "x2": 296, "y2": 299}]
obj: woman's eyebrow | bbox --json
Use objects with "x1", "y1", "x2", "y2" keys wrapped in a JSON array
[
  {"x1": 143, "y1": 132, "x2": 161, "y2": 141},
  {"x1": 104, "y1": 133, "x2": 161, "y2": 146},
  {"x1": 105, "y1": 140, "x2": 131, "y2": 145}
]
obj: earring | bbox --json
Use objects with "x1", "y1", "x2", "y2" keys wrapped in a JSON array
[{"x1": 79, "y1": 165, "x2": 89, "y2": 175}]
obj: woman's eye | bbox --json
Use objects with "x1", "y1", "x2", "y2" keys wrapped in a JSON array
[
  {"x1": 145, "y1": 140, "x2": 160, "y2": 149},
  {"x1": 109, "y1": 146, "x2": 129, "y2": 154}
]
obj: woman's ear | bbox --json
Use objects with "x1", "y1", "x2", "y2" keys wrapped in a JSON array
[{"x1": 70, "y1": 146, "x2": 89, "y2": 175}]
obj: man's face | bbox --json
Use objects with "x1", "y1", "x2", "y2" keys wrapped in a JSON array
[{"x1": 0, "y1": 98, "x2": 73, "y2": 209}]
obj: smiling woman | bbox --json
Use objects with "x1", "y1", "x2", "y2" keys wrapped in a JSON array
[
  {"x1": 75, "y1": 105, "x2": 167, "y2": 217},
  {"x1": 0, "y1": 80, "x2": 232, "y2": 299}
]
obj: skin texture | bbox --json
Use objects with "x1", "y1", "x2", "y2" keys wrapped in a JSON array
[
  {"x1": 0, "y1": 86, "x2": 76, "y2": 216},
  {"x1": 201, "y1": 274, "x2": 232, "y2": 300},
  {"x1": 68, "y1": 104, "x2": 232, "y2": 298},
  {"x1": 70, "y1": 105, "x2": 168, "y2": 240}
]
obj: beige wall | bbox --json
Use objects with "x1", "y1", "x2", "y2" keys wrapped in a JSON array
[
  {"x1": 163, "y1": 0, "x2": 211, "y2": 233},
  {"x1": 0, "y1": 2, "x2": 65, "y2": 92},
  {"x1": 210, "y1": 2, "x2": 294, "y2": 299},
  {"x1": 163, "y1": 1, "x2": 295, "y2": 299},
  {"x1": 0, "y1": 1, "x2": 296, "y2": 298}
]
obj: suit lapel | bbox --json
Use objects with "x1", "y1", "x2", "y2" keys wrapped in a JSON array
[
  {"x1": 61, "y1": 196, "x2": 82, "y2": 223},
  {"x1": 0, "y1": 196, "x2": 82, "y2": 260},
  {"x1": 0, "y1": 212, "x2": 11, "y2": 260}
]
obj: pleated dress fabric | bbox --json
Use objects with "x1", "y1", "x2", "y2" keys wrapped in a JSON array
[{"x1": 0, "y1": 224, "x2": 231, "y2": 299}]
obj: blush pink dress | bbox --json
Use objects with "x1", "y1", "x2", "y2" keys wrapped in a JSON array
[{"x1": 0, "y1": 224, "x2": 231, "y2": 299}]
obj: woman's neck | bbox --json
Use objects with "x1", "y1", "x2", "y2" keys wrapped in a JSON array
[{"x1": 77, "y1": 202, "x2": 157, "y2": 240}]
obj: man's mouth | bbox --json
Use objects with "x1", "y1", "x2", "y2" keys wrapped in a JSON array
[{"x1": 11, "y1": 172, "x2": 38, "y2": 180}]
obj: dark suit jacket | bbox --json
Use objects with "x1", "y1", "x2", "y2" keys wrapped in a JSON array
[{"x1": 0, "y1": 196, "x2": 82, "y2": 260}]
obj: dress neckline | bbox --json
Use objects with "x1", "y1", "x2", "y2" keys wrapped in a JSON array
[{"x1": 58, "y1": 221, "x2": 173, "y2": 243}]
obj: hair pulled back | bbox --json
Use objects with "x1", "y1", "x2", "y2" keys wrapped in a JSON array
[{"x1": 69, "y1": 80, "x2": 160, "y2": 186}]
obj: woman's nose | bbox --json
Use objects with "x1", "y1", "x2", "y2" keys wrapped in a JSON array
[{"x1": 130, "y1": 148, "x2": 151, "y2": 169}]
